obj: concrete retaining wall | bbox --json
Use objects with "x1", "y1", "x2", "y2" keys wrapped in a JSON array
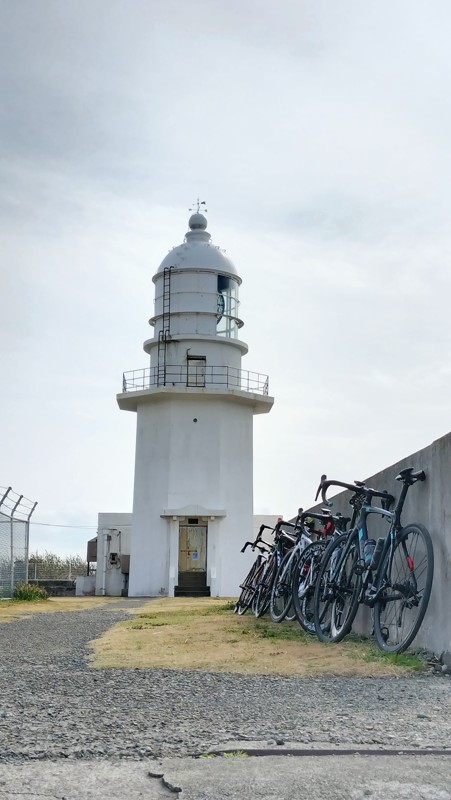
[{"x1": 306, "y1": 430, "x2": 451, "y2": 655}]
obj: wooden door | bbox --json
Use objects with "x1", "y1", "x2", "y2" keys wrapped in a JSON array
[{"x1": 178, "y1": 525, "x2": 207, "y2": 573}]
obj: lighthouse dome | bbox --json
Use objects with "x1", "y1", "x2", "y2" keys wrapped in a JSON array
[{"x1": 157, "y1": 214, "x2": 239, "y2": 277}]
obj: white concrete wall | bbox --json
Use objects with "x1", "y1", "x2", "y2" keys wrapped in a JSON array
[
  {"x1": 145, "y1": 337, "x2": 245, "y2": 370},
  {"x1": 128, "y1": 394, "x2": 254, "y2": 597},
  {"x1": 75, "y1": 576, "x2": 96, "y2": 596}
]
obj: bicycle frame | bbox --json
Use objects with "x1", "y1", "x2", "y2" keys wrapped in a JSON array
[
  {"x1": 326, "y1": 483, "x2": 418, "y2": 607},
  {"x1": 354, "y1": 503, "x2": 397, "y2": 604},
  {"x1": 276, "y1": 529, "x2": 313, "y2": 585}
]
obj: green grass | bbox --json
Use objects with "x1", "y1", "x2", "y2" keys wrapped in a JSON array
[
  {"x1": 127, "y1": 601, "x2": 238, "y2": 631},
  {"x1": 240, "y1": 614, "x2": 425, "y2": 671},
  {"x1": 199, "y1": 601, "x2": 238, "y2": 615},
  {"x1": 125, "y1": 600, "x2": 426, "y2": 673},
  {"x1": 254, "y1": 619, "x2": 310, "y2": 643},
  {"x1": 346, "y1": 634, "x2": 426, "y2": 671}
]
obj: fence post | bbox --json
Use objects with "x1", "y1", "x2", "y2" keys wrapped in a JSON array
[
  {"x1": 10, "y1": 518, "x2": 14, "y2": 597},
  {"x1": 25, "y1": 521, "x2": 29, "y2": 584}
]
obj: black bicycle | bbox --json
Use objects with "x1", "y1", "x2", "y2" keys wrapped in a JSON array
[
  {"x1": 253, "y1": 520, "x2": 297, "y2": 619},
  {"x1": 269, "y1": 508, "x2": 314, "y2": 624},
  {"x1": 291, "y1": 509, "x2": 352, "y2": 634},
  {"x1": 235, "y1": 526, "x2": 272, "y2": 616},
  {"x1": 313, "y1": 467, "x2": 434, "y2": 653}
]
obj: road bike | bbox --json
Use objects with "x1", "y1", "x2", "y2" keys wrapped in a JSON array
[
  {"x1": 252, "y1": 520, "x2": 298, "y2": 618},
  {"x1": 291, "y1": 509, "x2": 352, "y2": 634},
  {"x1": 312, "y1": 467, "x2": 434, "y2": 652},
  {"x1": 269, "y1": 509, "x2": 314, "y2": 623},
  {"x1": 235, "y1": 526, "x2": 272, "y2": 616}
]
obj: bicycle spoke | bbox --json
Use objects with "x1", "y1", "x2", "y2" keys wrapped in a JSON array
[
  {"x1": 313, "y1": 532, "x2": 361, "y2": 643},
  {"x1": 374, "y1": 524, "x2": 433, "y2": 653}
]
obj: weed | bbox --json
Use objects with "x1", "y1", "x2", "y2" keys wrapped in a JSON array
[
  {"x1": 346, "y1": 634, "x2": 425, "y2": 671},
  {"x1": 363, "y1": 649, "x2": 425, "y2": 671},
  {"x1": 200, "y1": 601, "x2": 238, "y2": 615},
  {"x1": 222, "y1": 750, "x2": 249, "y2": 758},
  {"x1": 13, "y1": 583, "x2": 48, "y2": 601},
  {"x1": 255, "y1": 621, "x2": 309, "y2": 643},
  {"x1": 129, "y1": 621, "x2": 169, "y2": 630}
]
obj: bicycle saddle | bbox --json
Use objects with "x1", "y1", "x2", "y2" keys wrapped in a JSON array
[{"x1": 396, "y1": 467, "x2": 426, "y2": 484}]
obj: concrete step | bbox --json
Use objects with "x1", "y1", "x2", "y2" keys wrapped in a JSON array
[{"x1": 174, "y1": 587, "x2": 211, "y2": 597}]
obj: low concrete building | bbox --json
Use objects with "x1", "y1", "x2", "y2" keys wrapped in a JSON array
[{"x1": 88, "y1": 512, "x2": 281, "y2": 598}]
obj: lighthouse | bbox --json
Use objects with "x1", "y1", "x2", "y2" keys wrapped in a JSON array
[{"x1": 117, "y1": 208, "x2": 273, "y2": 597}]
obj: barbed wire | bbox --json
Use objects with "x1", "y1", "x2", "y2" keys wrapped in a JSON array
[{"x1": 0, "y1": 486, "x2": 37, "y2": 522}]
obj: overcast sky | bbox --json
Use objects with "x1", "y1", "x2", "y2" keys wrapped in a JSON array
[{"x1": 2, "y1": 1, "x2": 451, "y2": 557}]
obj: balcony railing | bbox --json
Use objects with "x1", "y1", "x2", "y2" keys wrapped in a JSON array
[{"x1": 122, "y1": 365, "x2": 270, "y2": 396}]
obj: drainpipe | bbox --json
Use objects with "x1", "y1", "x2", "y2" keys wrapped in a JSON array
[{"x1": 100, "y1": 529, "x2": 115, "y2": 596}]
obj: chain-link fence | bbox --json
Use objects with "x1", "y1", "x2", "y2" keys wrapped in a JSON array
[
  {"x1": 0, "y1": 487, "x2": 37, "y2": 598},
  {"x1": 28, "y1": 553, "x2": 87, "y2": 581}
]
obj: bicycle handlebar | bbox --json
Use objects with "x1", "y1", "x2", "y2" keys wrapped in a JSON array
[
  {"x1": 315, "y1": 474, "x2": 395, "y2": 509},
  {"x1": 240, "y1": 541, "x2": 271, "y2": 554}
]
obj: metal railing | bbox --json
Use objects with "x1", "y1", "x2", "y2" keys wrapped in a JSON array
[{"x1": 122, "y1": 365, "x2": 270, "y2": 396}]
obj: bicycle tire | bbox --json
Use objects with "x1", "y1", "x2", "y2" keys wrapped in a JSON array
[
  {"x1": 254, "y1": 556, "x2": 277, "y2": 618},
  {"x1": 292, "y1": 540, "x2": 327, "y2": 634},
  {"x1": 373, "y1": 523, "x2": 434, "y2": 653},
  {"x1": 313, "y1": 531, "x2": 361, "y2": 643},
  {"x1": 235, "y1": 558, "x2": 261, "y2": 615},
  {"x1": 270, "y1": 551, "x2": 295, "y2": 623}
]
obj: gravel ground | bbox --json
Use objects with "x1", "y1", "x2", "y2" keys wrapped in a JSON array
[{"x1": 1, "y1": 600, "x2": 450, "y2": 764}]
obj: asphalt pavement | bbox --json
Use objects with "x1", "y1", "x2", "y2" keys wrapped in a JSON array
[{"x1": 1, "y1": 750, "x2": 451, "y2": 799}]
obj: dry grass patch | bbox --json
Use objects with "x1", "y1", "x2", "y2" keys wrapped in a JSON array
[
  {"x1": 0, "y1": 596, "x2": 121, "y2": 624},
  {"x1": 89, "y1": 597, "x2": 422, "y2": 676}
]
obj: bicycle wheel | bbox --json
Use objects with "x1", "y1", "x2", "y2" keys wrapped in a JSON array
[
  {"x1": 235, "y1": 559, "x2": 261, "y2": 615},
  {"x1": 254, "y1": 556, "x2": 277, "y2": 618},
  {"x1": 373, "y1": 523, "x2": 434, "y2": 653},
  {"x1": 292, "y1": 540, "x2": 327, "y2": 634},
  {"x1": 270, "y1": 551, "x2": 295, "y2": 623},
  {"x1": 313, "y1": 531, "x2": 361, "y2": 643}
]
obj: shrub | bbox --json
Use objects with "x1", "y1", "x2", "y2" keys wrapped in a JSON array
[{"x1": 13, "y1": 583, "x2": 49, "y2": 601}]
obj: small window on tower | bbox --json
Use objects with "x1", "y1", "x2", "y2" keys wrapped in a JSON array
[{"x1": 187, "y1": 355, "x2": 206, "y2": 387}]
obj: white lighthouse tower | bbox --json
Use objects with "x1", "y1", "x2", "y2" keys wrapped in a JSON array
[{"x1": 117, "y1": 208, "x2": 273, "y2": 597}]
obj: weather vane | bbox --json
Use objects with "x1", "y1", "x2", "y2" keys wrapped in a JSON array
[{"x1": 189, "y1": 198, "x2": 208, "y2": 214}]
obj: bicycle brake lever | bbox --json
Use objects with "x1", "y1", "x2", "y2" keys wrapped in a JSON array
[{"x1": 315, "y1": 474, "x2": 327, "y2": 501}]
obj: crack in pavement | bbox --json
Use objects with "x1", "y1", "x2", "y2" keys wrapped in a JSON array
[{"x1": 205, "y1": 747, "x2": 451, "y2": 758}]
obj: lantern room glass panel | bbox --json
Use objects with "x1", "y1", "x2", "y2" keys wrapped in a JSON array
[{"x1": 216, "y1": 275, "x2": 240, "y2": 339}]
